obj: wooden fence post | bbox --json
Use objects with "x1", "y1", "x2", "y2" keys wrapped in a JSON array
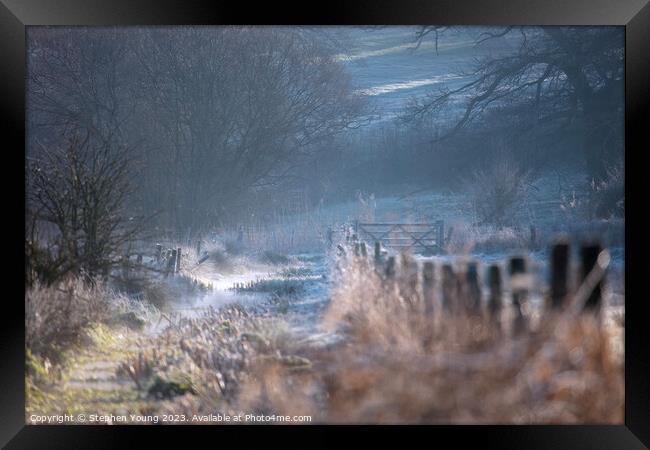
[
  {"x1": 441, "y1": 263, "x2": 456, "y2": 313},
  {"x1": 550, "y1": 240, "x2": 570, "y2": 309},
  {"x1": 422, "y1": 261, "x2": 435, "y2": 317},
  {"x1": 436, "y1": 220, "x2": 445, "y2": 253},
  {"x1": 465, "y1": 261, "x2": 482, "y2": 315},
  {"x1": 167, "y1": 249, "x2": 177, "y2": 277},
  {"x1": 384, "y1": 256, "x2": 396, "y2": 280},
  {"x1": 422, "y1": 261, "x2": 435, "y2": 347},
  {"x1": 509, "y1": 256, "x2": 528, "y2": 335},
  {"x1": 529, "y1": 225, "x2": 537, "y2": 250},
  {"x1": 487, "y1": 264, "x2": 502, "y2": 325},
  {"x1": 176, "y1": 247, "x2": 182, "y2": 272},
  {"x1": 581, "y1": 242, "x2": 604, "y2": 312},
  {"x1": 374, "y1": 241, "x2": 382, "y2": 266},
  {"x1": 445, "y1": 226, "x2": 454, "y2": 248},
  {"x1": 360, "y1": 242, "x2": 368, "y2": 258}
]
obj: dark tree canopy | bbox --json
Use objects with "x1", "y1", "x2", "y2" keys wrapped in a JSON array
[
  {"x1": 404, "y1": 26, "x2": 624, "y2": 181},
  {"x1": 27, "y1": 27, "x2": 365, "y2": 237}
]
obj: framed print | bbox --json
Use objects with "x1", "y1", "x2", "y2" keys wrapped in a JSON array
[{"x1": 2, "y1": 0, "x2": 649, "y2": 447}]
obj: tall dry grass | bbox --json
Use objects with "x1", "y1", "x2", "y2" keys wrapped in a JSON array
[
  {"x1": 231, "y1": 252, "x2": 624, "y2": 424},
  {"x1": 26, "y1": 277, "x2": 111, "y2": 364}
]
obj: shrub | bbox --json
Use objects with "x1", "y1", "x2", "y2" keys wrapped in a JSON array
[
  {"x1": 464, "y1": 159, "x2": 531, "y2": 228},
  {"x1": 26, "y1": 135, "x2": 145, "y2": 285},
  {"x1": 560, "y1": 163, "x2": 624, "y2": 221},
  {"x1": 25, "y1": 277, "x2": 110, "y2": 363},
  {"x1": 590, "y1": 164, "x2": 624, "y2": 219}
]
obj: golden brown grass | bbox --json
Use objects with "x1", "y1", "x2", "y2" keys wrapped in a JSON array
[
  {"x1": 231, "y1": 253, "x2": 624, "y2": 424},
  {"x1": 89, "y1": 250, "x2": 623, "y2": 425}
]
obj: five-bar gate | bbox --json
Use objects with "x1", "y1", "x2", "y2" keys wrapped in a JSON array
[{"x1": 356, "y1": 221, "x2": 445, "y2": 254}]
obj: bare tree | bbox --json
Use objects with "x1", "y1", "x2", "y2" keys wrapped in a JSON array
[
  {"x1": 133, "y1": 27, "x2": 364, "y2": 234},
  {"x1": 27, "y1": 134, "x2": 145, "y2": 284},
  {"x1": 27, "y1": 27, "x2": 365, "y2": 242},
  {"x1": 404, "y1": 26, "x2": 624, "y2": 182}
]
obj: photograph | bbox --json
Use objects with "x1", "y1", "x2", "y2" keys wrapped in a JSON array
[{"x1": 24, "y1": 24, "x2": 626, "y2": 425}]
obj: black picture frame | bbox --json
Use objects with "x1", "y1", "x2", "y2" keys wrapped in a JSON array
[{"x1": 2, "y1": 0, "x2": 648, "y2": 447}]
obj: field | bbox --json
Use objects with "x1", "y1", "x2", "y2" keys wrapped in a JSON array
[{"x1": 25, "y1": 191, "x2": 624, "y2": 424}]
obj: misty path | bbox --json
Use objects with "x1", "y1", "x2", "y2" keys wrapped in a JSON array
[
  {"x1": 39, "y1": 251, "x2": 333, "y2": 414},
  {"x1": 175, "y1": 252, "x2": 337, "y2": 345}
]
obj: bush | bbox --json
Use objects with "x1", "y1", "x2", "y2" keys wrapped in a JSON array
[
  {"x1": 591, "y1": 164, "x2": 624, "y2": 219},
  {"x1": 464, "y1": 159, "x2": 531, "y2": 228},
  {"x1": 559, "y1": 163, "x2": 624, "y2": 221},
  {"x1": 446, "y1": 222, "x2": 530, "y2": 253},
  {"x1": 25, "y1": 277, "x2": 110, "y2": 363},
  {"x1": 27, "y1": 135, "x2": 145, "y2": 284}
]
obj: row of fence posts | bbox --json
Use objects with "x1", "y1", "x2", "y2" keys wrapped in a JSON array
[
  {"x1": 120, "y1": 240, "x2": 209, "y2": 279},
  {"x1": 341, "y1": 237, "x2": 606, "y2": 336}
]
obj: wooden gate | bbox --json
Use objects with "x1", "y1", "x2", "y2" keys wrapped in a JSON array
[{"x1": 356, "y1": 221, "x2": 445, "y2": 254}]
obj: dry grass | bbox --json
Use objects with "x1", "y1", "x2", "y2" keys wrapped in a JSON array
[
  {"x1": 26, "y1": 277, "x2": 111, "y2": 364},
  {"x1": 31, "y1": 246, "x2": 621, "y2": 424},
  {"x1": 145, "y1": 304, "x2": 307, "y2": 421},
  {"x1": 232, "y1": 253, "x2": 624, "y2": 424}
]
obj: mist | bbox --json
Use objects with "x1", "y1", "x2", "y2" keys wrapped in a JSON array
[{"x1": 25, "y1": 26, "x2": 624, "y2": 425}]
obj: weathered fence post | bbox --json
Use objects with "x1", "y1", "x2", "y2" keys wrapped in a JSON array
[
  {"x1": 436, "y1": 220, "x2": 445, "y2": 253},
  {"x1": 550, "y1": 240, "x2": 570, "y2": 309},
  {"x1": 422, "y1": 261, "x2": 435, "y2": 317},
  {"x1": 374, "y1": 241, "x2": 382, "y2": 266},
  {"x1": 445, "y1": 226, "x2": 454, "y2": 249},
  {"x1": 529, "y1": 225, "x2": 537, "y2": 250},
  {"x1": 465, "y1": 261, "x2": 482, "y2": 315},
  {"x1": 422, "y1": 261, "x2": 435, "y2": 347},
  {"x1": 176, "y1": 247, "x2": 182, "y2": 273},
  {"x1": 360, "y1": 242, "x2": 368, "y2": 258},
  {"x1": 167, "y1": 249, "x2": 177, "y2": 277},
  {"x1": 196, "y1": 240, "x2": 202, "y2": 256},
  {"x1": 441, "y1": 263, "x2": 456, "y2": 313},
  {"x1": 580, "y1": 241, "x2": 604, "y2": 312},
  {"x1": 384, "y1": 256, "x2": 396, "y2": 280},
  {"x1": 155, "y1": 244, "x2": 162, "y2": 263},
  {"x1": 487, "y1": 264, "x2": 503, "y2": 325},
  {"x1": 509, "y1": 256, "x2": 528, "y2": 335}
]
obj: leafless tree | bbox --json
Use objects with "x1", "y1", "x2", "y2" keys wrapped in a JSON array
[
  {"x1": 403, "y1": 26, "x2": 624, "y2": 182},
  {"x1": 132, "y1": 27, "x2": 364, "y2": 233},
  {"x1": 27, "y1": 134, "x2": 145, "y2": 284}
]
